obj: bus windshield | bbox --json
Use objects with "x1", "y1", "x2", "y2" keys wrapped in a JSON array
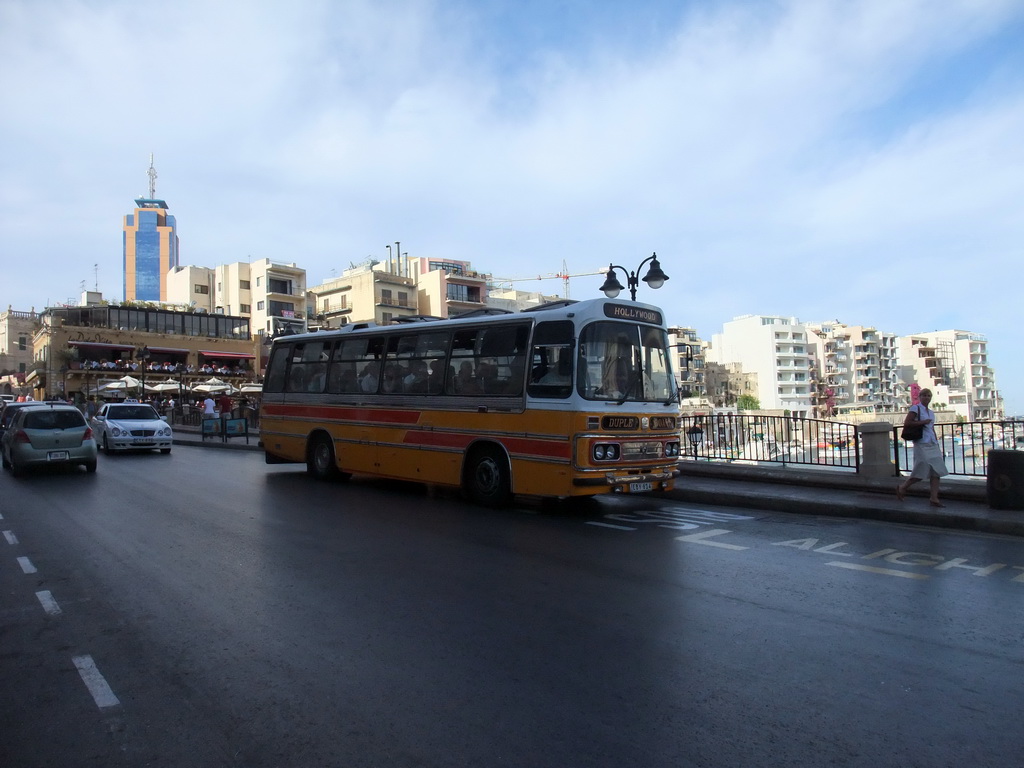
[{"x1": 578, "y1": 321, "x2": 677, "y2": 403}]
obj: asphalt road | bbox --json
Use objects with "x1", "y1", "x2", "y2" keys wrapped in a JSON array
[{"x1": 1, "y1": 446, "x2": 1021, "y2": 767}]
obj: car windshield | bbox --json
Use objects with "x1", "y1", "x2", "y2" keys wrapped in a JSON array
[
  {"x1": 23, "y1": 410, "x2": 86, "y2": 430},
  {"x1": 108, "y1": 405, "x2": 159, "y2": 420}
]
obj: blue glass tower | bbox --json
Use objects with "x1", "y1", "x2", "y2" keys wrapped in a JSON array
[{"x1": 122, "y1": 158, "x2": 179, "y2": 301}]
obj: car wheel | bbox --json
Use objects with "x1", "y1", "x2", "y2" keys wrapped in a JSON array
[
  {"x1": 84, "y1": 460, "x2": 97, "y2": 473},
  {"x1": 102, "y1": 434, "x2": 112, "y2": 454},
  {"x1": 160, "y1": 448, "x2": 171, "y2": 455},
  {"x1": 10, "y1": 455, "x2": 25, "y2": 478},
  {"x1": 1, "y1": 450, "x2": 10, "y2": 470}
]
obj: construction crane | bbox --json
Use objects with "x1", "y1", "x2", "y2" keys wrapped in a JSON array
[{"x1": 489, "y1": 260, "x2": 607, "y2": 299}]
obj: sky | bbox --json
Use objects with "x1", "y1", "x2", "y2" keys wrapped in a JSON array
[{"x1": 1, "y1": 0, "x2": 1023, "y2": 413}]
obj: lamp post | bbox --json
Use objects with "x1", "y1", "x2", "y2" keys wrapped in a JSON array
[
  {"x1": 139, "y1": 345, "x2": 151, "y2": 400},
  {"x1": 686, "y1": 424, "x2": 704, "y2": 459},
  {"x1": 599, "y1": 252, "x2": 670, "y2": 301}
]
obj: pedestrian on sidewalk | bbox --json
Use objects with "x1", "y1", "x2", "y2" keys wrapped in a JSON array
[{"x1": 897, "y1": 388, "x2": 949, "y2": 507}]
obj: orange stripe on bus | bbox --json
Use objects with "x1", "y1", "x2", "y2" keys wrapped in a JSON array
[
  {"x1": 402, "y1": 431, "x2": 571, "y2": 459},
  {"x1": 263, "y1": 404, "x2": 421, "y2": 424}
]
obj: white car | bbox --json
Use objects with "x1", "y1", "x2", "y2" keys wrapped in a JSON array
[{"x1": 91, "y1": 401, "x2": 173, "y2": 454}]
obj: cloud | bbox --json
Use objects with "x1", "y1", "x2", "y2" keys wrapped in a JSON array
[{"x1": 1, "y1": 0, "x2": 1022, "y2": 409}]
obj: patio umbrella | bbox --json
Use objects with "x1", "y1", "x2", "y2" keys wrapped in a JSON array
[
  {"x1": 239, "y1": 383, "x2": 263, "y2": 393},
  {"x1": 147, "y1": 381, "x2": 181, "y2": 393},
  {"x1": 99, "y1": 375, "x2": 142, "y2": 391}
]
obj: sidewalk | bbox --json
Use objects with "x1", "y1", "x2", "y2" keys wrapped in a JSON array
[
  {"x1": 671, "y1": 463, "x2": 1024, "y2": 539},
  {"x1": 171, "y1": 425, "x2": 1024, "y2": 538}
]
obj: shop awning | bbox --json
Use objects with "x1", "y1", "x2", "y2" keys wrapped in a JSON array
[
  {"x1": 146, "y1": 346, "x2": 190, "y2": 354},
  {"x1": 198, "y1": 350, "x2": 255, "y2": 360},
  {"x1": 68, "y1": 340, "x2": 135, "y2": 351}
]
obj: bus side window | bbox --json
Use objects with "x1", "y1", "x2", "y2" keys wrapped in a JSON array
[
  {"x1": 527, "y1": 321, "x2": 574, "y2": 399},
  {"x1": 264, "y1": 346, "x2": 290, "y2": 393}
]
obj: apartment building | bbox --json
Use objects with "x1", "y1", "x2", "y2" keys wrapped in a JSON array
[
  {"x1": 412, "y1": 257, "x2": 490, "y2": 318},
  {"x1": 308, "y1": 263, "x2": 418, "y2": 327},
  {"x1": 806, "y1": 322, "x2": 898, "y2": 415},
  {"x1": 0, "y1": 307, "x2": 38, "y2": 394},
  {"x1": 667, "y1": 326, "x2": 706, "y2": 399},
  {"x1": 707, "y1": 315, "x2": 814, "y2": 415},
  {"x1": 168, "y1": 258, "x2": 307, "y2": 337},
  {"x1": 897, "y1": 330, "x2": 1001, "y2": 420}
]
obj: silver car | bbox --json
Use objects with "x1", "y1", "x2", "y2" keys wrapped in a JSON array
[
  {"x1": 1, "y1": 403, "x2": 98, "y2": 476},
  {"x1": 91, "y1": 402, "x2": 173, "y2": 454}
]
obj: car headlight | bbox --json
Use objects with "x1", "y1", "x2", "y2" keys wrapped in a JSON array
[{"x1": 110, "y1": 426, "x2": 123, "y2": 437}]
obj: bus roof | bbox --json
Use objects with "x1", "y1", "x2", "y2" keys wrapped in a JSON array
[{"x1": 273, "y1": 297, "x2": 667, "y2": 345}]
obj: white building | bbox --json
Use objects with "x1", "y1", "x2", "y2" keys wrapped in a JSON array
[
  {"x1": 806, "y1": 322, "x2": 899, "y2": 414},
  {"x1": 707, "y1": 314, "x2": 814, "y2": 415},
  {"x1": 897, "y1": 330, "x2": 1001, "y2": 421},
  {"x1": 168, "y1": 258, "x2": 308, "y2": 337}
]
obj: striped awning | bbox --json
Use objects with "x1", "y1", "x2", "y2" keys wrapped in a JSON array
[
  {"x1": 198, "y1": 350, "x2": 254, "y2": 360},
  {"x1": 68, "y1": 340, "x2": 135, "y2": 351}
]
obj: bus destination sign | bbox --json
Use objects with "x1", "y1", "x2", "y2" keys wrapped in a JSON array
[{"x1": 604, "y1": 303, "x2": 663, "y2": 325}]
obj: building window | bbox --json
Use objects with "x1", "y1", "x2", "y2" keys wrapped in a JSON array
[
  {"x1": 257, "y1": 301, "x2": 265, "y2": 311},
  {"x1": 240, "y1": 280, "x2": 250, "y2": 290},
  {"x1": 217, "y1": 282, "x2": 222, "y2": 291},
  {"x1": 240, "y1": 304, "x2": 251, "y2": 313},
  {"x1": 195, "y1": 284, "x2": 209, "y2": 294},
  {"x1": 18, "y1": 336, "x2": 27, "y2": 351},
  {"x1": 256, "y1": 277, "x2": 261, "y2": 287}
]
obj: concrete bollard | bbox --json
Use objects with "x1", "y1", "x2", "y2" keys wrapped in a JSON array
[{"x1": 858, "y1": 421, "x2": 896, "y2": 478}]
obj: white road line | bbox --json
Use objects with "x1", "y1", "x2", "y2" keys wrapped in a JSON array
[
  {"x1": 675, "y1": 529, "x2": 749, "y2": 550},
  {"x1": 72, "y1": 655, "x2": 120, "y2": 709},
  {"x1": 17, "y1": 556, "x2": 37, "y2": 574},
  {"x1": 3, "y1": 530, "x2": 18, "y2": 545},
  {"x1": 826, "y1": 561, "x2": 930, "y2": 580},
  {"x1": 36, "y1": 590, "x2": 62, "y2": 616},
  {"x1": 586, "y1": 521, "x2": 637, "y2": 530}
]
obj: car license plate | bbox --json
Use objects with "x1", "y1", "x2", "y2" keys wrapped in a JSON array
[
  {"x1": 47, "y1": 450, "x2": 69, "y2": 461},
  {"x1": 132, "y1": 440, "x2": 154, "y2": 445},
  {"x1": 629, "y1": 481, "x2": 654, "y2": 493}
]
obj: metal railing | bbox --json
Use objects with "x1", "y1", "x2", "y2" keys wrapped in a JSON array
[
  {"x1": 892, "y1": 420, "x2": 1024, "y2": 477},
  {"x1": 680, "y1": 414, "x2": 1023, "y2": 477},
  {"x1": 680, "y1": 415, "x2": 860, "y2": 470}
]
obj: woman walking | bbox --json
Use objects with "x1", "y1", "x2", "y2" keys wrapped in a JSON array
[{"x1": 896, "y1": 388, "x2": 949, "y2": 507}]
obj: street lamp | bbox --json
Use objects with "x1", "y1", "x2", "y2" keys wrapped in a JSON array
[
  {"x1": 599, "y1": 252, "x2": 670, "y2": 301},
  {"x1": 139, "y1": 345, "x2": 151, "y2": 399},
  {"x1": 686, "y1": 424, "x2": 704, "y2": 458}
]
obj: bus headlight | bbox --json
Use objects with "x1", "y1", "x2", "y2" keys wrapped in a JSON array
[
  {"x1": 593, "y1": 443, "x2": 620, "y2": 462},
  {"x1": 665, "y1": 441, "x2": 681, "y2": 457}
]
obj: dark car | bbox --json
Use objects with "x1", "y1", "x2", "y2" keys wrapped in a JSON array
[
  {"x1": 0, "y1": 401, "x2": 48, "y2": 443},
  {"x1": 1, "y1": 403, "x2": 98, "y2": 477}
]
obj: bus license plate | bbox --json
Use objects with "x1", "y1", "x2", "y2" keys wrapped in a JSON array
[
  {"x1": 47, "y1": 450, "x2": 69, "y2": 461},
  {"x1": 629, "y1": 481, "x2": 653, "y2": 493}
]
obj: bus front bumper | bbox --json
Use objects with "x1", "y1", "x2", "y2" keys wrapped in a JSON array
[{"x1": 573, "y1": 468, "x2": 678, "y2": 493}]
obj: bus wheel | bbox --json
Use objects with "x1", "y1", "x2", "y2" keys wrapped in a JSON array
[
  {"x1": 466, "y1": 448, "x2": 510, "y2": 507},
  {"x1": 306, "y1": 434, "x2": 350, "y2": 482}
]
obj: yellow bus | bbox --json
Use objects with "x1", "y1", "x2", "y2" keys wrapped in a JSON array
[{"x1": 259, "y1": 298, "x2": 681, "y2": 505}]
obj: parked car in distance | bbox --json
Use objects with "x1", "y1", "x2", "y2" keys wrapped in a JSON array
[
  {"x1": 91, "y1": 401, "x2": 173, "y2": 454},
  {"x1": 0, "y1": 400, "x2": 48, "y2": 443},
  {"x1": 0, "y1": 394, "x2": 15, "y2": 404},
  {"x1": 1, "y1": 403, "x2": 98, "y2": 477}
]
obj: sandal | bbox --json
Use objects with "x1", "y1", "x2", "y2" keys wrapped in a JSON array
[{"x1": 929, "y1": 500, "x2": 945, "y2": 508}]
